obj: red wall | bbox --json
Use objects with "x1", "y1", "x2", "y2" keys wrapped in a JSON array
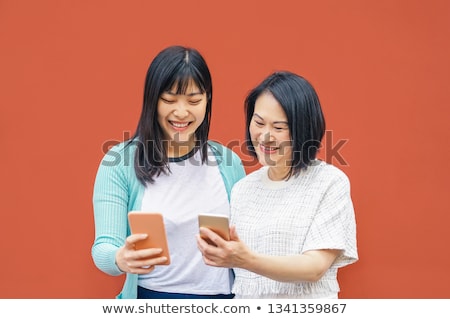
[{"x1": 1, "y1": 0, "x2": 449, "y2": 298}]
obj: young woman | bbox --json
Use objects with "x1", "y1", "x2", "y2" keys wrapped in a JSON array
[
  {"x1": 197, "y1": 71, "x2": 358, "y2": 298},
  {"x1": 92, "y1": 45, "x2": 245, "y2": 299}
]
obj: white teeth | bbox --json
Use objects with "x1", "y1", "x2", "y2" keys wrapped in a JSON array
[
  {"x1": 171, "y1": 122, "x2": 189, "y2": 128},
  {"x1": 261, "y1": 144, "x2": 277, "y2": 151}
]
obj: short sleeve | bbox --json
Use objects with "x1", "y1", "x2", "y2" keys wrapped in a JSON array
[{"x1": 302, "y1": 171, "x2": 358, "y2": 268}]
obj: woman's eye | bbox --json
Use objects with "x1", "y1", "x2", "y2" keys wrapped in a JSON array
[
  {"x1": 275, "y1": 126, "x2": 290, "y2": 132},
  {"x1": 188, "y1": 100, "x2": 202, "y2": 105},
  {"x1": 160, "y1": 97, "x2": 175, "y2": 104}
]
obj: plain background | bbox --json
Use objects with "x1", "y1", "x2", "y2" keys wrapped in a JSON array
[{"x1": 1, "y1": 0, "x2": 449, "y2": 298}]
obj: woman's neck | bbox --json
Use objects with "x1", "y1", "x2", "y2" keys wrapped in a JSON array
[
  {"x1": 166, "y1": 139, "x2": 197, "y2": 158},
  {"x1": 267, "y1": 166, "x2": 290, "y2": 181}
]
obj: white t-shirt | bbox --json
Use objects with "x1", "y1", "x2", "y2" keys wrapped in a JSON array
[
  {"x1": 230, "y1": 161, "x2": 358, "y2": 298},
  {"x1": 138, "y1": 147, "x2": 232, "y2": 294}
]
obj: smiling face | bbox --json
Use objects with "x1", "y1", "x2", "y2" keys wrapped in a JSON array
[
  {"x1": 249, "y1": 92, "x2": 293, "y2": 180},
  {"x1": 157, "y1": 81, "x2": 207, "y2": 157}
]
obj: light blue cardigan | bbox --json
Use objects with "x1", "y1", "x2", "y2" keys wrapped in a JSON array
[{"x1": 91, "y1": 140, "x2": 246, "y2": 298}]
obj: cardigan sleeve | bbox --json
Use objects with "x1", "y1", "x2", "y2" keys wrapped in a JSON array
[{"x1": 91, "y1": 144, "x2": 131, "y2": 276}]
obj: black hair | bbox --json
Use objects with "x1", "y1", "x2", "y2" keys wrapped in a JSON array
[
  {"x1": 244, "y1": 71, "x2": 325, "y2": 178},
  {"x1": 130, "y1": 45, "x2": 212, "y2": 185}
]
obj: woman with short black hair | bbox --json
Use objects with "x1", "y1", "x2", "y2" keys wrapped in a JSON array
[{"x1": 198, "y1": 71, "x2": 358, "y2": 299}]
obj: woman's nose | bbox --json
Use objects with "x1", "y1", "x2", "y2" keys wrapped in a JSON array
[
  {"x1": 173, "y1": 101, "x2": 189, "y2": 118},
  {"x1": 262, "y1": 130, "x2": 274, "y2": 142}
]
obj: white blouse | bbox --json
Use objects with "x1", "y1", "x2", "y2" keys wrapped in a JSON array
[{"x1": 230, "y1": 161, "x2": 358, "y2": 298}]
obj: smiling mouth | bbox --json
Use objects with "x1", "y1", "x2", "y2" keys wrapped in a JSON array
[
  {"x1": 169, "y1": 121, "x2": 191, "y2": 130},
  {"x1": 259, "y1": 143, "x2": 279, "y2": 154}
]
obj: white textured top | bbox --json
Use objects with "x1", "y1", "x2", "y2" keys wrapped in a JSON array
[{"x1": 230, "y1": 161, "x2": 358, "y2": 298}]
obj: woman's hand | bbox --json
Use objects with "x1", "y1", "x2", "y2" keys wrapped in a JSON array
[
  {"x1": 115, "y1": 234, "x2": 168, "y2": 274},
  {"x1": 196, "y1": 225, "x2": 252, "y2": 268}
]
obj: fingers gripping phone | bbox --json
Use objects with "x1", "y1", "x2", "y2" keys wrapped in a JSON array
[
  {"x1": 198, "y1": 214, "x2": 230, "y2": 245},
  {"x1": 127, "y1": 211, "x2": 170, "y2": 265}
]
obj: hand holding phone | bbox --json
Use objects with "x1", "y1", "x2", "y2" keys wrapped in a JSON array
[
  {"x1": 198, "y1": 214, "x2": 230, "y2": 246},
  {"x1": 128, "y1": 211, "x2": 170, "y2": 265}
]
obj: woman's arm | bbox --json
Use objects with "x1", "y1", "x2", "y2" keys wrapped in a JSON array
[{"x1": 197, "y1": 226, "x2": 340, "y2": 282}]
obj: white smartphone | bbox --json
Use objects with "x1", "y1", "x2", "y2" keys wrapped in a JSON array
[
  {"x1": 198, "y1": 214, "x2": 230, "y2": 245},
  {"x1": 127, "y1": 211, "x2": 170, "y2": 265}
]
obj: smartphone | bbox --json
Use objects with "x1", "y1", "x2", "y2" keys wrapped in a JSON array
[
  {"x1": 127, "y1": 211, "x2": 170, "y2": 265},
  {"x1": 198, "y1": 214, "x2": 230, "y2": 245}
]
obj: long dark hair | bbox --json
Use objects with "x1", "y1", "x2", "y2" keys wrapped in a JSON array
[
  {"x1": 130, "y1": 45, "x2": 213, "y2": 185},
  {"x1": 244, "y1": 71, "x2": 325, "y2": 178}
]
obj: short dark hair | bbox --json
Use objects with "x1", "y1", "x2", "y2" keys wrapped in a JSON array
[
  {"x1": 244, "y1": 71, "x2": 325, "y2": 178},
  {"x1": 131, "y1": 45, "x2": 213, "y2": 185}
]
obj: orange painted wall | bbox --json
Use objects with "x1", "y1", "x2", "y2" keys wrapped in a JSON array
[{"x1": 1, "y1": 0, "x2": 449, "y2": 298}]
